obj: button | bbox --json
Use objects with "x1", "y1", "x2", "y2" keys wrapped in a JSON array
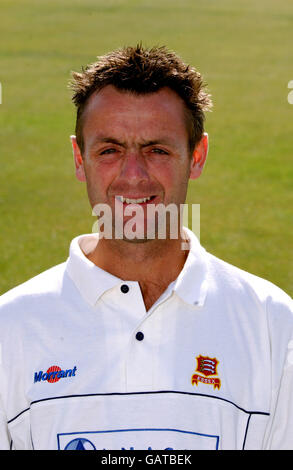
[
  {"x1": 120, "y1": 284, "x2": 129, "y2": 293},
  {"x1": 136, "y1": 331, "x2": 144, "y2": 341}
]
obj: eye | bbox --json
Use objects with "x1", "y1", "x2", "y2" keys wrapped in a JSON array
[
  {"x1": 150, "y1": 148, "x2": 168, "y2": 155},
  {"x1": 100, "y1": 148, "x2": 117, "y2": 155}
]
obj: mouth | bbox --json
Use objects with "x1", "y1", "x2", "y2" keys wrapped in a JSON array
[{"x1": 115, "y1": 195, "x2": 157, "y2": 205}]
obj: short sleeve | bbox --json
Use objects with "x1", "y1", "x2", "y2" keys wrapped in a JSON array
[
  {"x1": 263, "y1": 291, "x2": 293, "y2": 449},
  {"x1": 0, "y1": 391, "x2": 11, "y2": 450}
]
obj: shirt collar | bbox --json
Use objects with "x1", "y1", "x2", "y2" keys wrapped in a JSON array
[
  {"x1": 172, "y1": 227, "x2": 209, "y2": 307},
  {"x1": 66, "y1": 233, "x2": 122, "y2": 306},
  {"x1": 65, "y1": 227, "x2": 209, "y2": 308}
]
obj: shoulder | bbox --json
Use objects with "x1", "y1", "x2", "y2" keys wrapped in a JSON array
[
  {"x1": 205, "y1": 251, "x2": 293, "y2": 316},
  {"x1": 0, "y1": 262, "x2": 68, "y2": 323}
]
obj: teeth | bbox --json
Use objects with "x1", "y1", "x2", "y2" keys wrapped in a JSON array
[{"x1": 117, "y1": 196, "x2": 152, "y2": 204}]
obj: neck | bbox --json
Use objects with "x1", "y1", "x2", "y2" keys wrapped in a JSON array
[{"x1": 87, "y1": 235, "x2": 189, "y2": 310}]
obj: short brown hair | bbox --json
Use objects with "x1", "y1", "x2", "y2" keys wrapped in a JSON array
[{"x1": 70, "y1": 43, "x2": 212, "y2": 155}]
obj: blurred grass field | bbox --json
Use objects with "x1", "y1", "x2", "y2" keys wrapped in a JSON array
[{"x1": 0, "y1": 0, "x2": 292, "y2": 296}]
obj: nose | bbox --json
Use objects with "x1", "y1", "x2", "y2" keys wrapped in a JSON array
[{"x1": 119, "y1": 150, "x2": 150, "y2": 183}]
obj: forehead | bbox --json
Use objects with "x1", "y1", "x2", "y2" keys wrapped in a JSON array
[{"x1": 82, "y1": 85, "x2": 189, "y2": 143}]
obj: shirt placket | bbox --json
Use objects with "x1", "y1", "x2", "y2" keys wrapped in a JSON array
[{"x1": 122, "y1": 283, "x2": 174, "y2": 392}]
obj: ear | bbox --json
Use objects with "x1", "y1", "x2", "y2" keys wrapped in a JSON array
[
  {"x1": 189, "y1": 132, "x2": 209, "y2": 180},
  {"x1": 70, "y1": 135, "x2": 86, "y2": 182}
]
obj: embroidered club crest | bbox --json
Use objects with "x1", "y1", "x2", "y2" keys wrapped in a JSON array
[{"x1": 191, "y1": 355, "x2": 221, "y2": 390}]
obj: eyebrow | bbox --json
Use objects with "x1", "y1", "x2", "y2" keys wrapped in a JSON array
[{"x1": 92, "y1": 136, "x2": 175, "y2": 148}]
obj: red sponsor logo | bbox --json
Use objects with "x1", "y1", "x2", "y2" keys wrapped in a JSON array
[{"x1": 46, "y1": 365, "x2": 62, "y2": 383}]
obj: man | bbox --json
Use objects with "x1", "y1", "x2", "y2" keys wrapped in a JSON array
[{"x1": 0, "y1": 44, "x2": 292, "y2": 450}]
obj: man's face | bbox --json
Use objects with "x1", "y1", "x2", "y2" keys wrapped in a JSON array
[{"x1": 72, "y1": 85, "x2": 207, "y2": 241}]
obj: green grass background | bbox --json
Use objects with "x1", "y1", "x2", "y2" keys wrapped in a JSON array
[{"x1": 0, "y1": 0, "x2": 292, "y2": 296}]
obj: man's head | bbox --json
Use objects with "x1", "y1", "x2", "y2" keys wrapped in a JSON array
[
  {"x1": 69, "y1": 44, "x2": 212, "y2": 241},
  {"x1": 70, "y1": 43, "x2": 212, "y2": 158}
]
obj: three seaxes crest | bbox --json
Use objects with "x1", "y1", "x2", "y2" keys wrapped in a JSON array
[{"x1": 191, "y1": 355, "x2": 221, "y2": 390}]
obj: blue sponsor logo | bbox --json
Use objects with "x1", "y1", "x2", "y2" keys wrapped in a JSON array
[{"x1": 34, "y1": 365, "x2": 77, "y2": 383}]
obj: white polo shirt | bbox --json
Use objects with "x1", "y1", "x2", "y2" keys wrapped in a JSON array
[{"x1": 0, "y1": 228, "x2": 292, "y2": 450}]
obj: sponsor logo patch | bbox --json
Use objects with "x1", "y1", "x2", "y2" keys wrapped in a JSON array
[
  {"x1": 34, "y1": 365, "x2": 77, "y2": 383},
  {"x1": 191, "y1": 355, "x2": 221, "y2": 390},
  {"x1": 57, "y1": 429, "x2": 219, "y2": 450}
]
